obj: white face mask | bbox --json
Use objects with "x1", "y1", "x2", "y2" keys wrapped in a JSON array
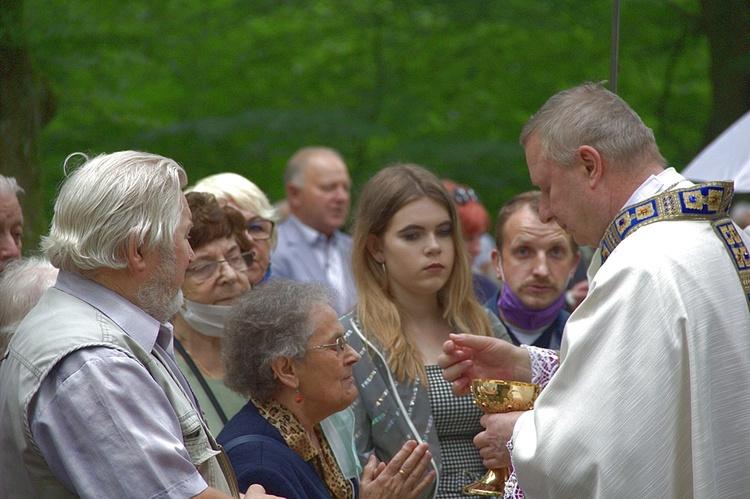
[{"x1": 180, "y1": 299, "x2": 232, "y2": 337}]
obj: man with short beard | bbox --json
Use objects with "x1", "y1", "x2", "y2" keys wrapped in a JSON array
[
  {"x1": 486, "y1": 190, "x2": 580, "y2": 349},
  {"x1": 0, "y1": 151, "x2": 275, "y2": 499},
  {"x1": 0, "y1": 175, "x2": 24, "y2": 274}
]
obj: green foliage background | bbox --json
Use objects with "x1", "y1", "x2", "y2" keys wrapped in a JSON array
[{"x1": 24, "y1": 0, "x2": 709, "y2": 227}]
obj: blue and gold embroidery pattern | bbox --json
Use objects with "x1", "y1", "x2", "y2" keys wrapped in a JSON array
[
  {"x1": 599, "y1": 181, "x2": 750, "y2": 310},
  {"x1": 713, "y1": 218, "x2": 750, "y2": 306}
]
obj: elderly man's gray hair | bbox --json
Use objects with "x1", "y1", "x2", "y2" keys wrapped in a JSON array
[
  {"x1": 43, "y1": 151, "x2": 187, "y2": 274},
  {"x1": 283, "y1": 146, "x2": 344, "y2": 187},
  {"x1": 222, "y1": 279, "x2": 336, "y2": 402},
  {"x1": 0, "y1": 175, "x2": 24, "y2": 196},
  {"x1": 0, "y1": 257, "x2": 58, "y2": 355}
]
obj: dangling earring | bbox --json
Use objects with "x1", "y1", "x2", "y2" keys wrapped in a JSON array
[
  {"x1": 380, "y1": 261, "x2": 386, "y2": 274},
  {"x1": 295, "y1": 388, "x2": 302, "y2": 404}
]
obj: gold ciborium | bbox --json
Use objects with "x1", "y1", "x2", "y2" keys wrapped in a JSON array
[{"x1": 462, "y1": 379, "x2": 540, "y2": 496}]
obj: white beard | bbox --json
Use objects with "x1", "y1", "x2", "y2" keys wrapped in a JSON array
[{"x1": 135, "y1": 250, "x2": 184, "y2": 323}]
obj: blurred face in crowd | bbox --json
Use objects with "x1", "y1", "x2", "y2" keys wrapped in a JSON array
[
  {"x1": 182, "y1": 235, "x2": 252, "y2": 305},
  {"x1": 463, "y1": 232, "x2": 483, "y2": 264},
  {"x1": 492, "y1": 203, "x2": 579, "y2": 310},
  {"x1": 0, "y1": 191, "x2": 23, "y2": 273},
  {"x1": 289, "y1": 152, "x2": 351, "y2": 237},
  {"x1": 224, "y1": 200, "x2": 273, "y2": 284}
]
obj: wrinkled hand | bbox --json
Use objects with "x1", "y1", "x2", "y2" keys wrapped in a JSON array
[
  {"x1": 359, "y1": 440, "x2": 436, "y2": 499},
  {"x1": 437, "y1": 333, "x2": 531, "y2": 397},
  {"x1": 243, "y1": 484, "x2": 284, "y2": 498},
  {"x1": 474, "y1": 412, "x2": 525, "y2": 470}
]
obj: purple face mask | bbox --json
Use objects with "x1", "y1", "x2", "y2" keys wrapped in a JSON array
[{"x1": 497, "y1": 282, "x2": 566, "y2": 330}]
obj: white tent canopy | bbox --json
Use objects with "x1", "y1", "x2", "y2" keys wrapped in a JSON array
[{"x1": 681, "y1": 110, "x2": 750, "y2": 192}]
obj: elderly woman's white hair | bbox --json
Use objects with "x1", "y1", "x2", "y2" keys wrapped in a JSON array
[
  {"x1": 185, "y1": 172, "x2": 278, "y2": 248},
  {"x1": 43, "y1": 151, "x2": 187, "y2": 274},
  {"x1": 0, "y1": 257, "x2": 58, "y2": 355}
]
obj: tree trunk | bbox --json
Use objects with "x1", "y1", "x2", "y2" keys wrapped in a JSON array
[
  {"x1": 0, "y1": 0, "x2": 56, "y2": 254},
  {"x1": 701, "y1": 0, "x2": 750, "y2": 145}
]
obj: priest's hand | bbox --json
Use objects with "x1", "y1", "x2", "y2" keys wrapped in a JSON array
[
  {"x1": 438, "y1": 333, "x2": 532, "y2": 397},
  {"x1": 474, "y1": 412, "x2": 525, "y2": 469}
]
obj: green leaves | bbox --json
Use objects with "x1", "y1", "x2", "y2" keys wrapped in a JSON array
[{"x1": 23, "y1": 0, "x2": 715, "y2": 224}]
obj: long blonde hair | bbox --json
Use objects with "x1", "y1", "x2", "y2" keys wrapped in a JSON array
[{"x1": 352, "y1": 164, "x2": 493, "y2": 385}]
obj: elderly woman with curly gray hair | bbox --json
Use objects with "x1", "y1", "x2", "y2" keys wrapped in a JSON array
[{"x1": 218, "y1": 279, "x2": 435, "y2": 499}]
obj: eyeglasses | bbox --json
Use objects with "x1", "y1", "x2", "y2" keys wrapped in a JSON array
[
  {"x1": 185, "y1": 251, "x2": 254, "y2": 281},
  {"x1": 452, "y1": 186, "x2": 479, "y2": 205},
  {"x1": 246, "y1": 218, "x2": 275, "y2": 241},
  {"x1": 306, "y1": 333, "x2": 350, "y2": 354}
]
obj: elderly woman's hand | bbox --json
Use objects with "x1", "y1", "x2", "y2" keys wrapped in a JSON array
[{"x1": 358, "y1": 440, "x2": 436, "y2": 499}]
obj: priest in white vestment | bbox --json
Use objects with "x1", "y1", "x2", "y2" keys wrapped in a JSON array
[{"x1": 439, "y1": 82, "x2": 750, "y2": 498}]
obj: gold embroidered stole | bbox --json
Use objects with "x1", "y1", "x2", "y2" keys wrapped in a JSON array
[{"x1": 598, "y1": 181, "x2": 750, "y2": 310}]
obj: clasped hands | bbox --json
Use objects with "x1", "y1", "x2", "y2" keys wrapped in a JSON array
[
  {"x1": 437, "y1": 333, "x2": 532, "y2": 469},
  {"x1": 359, "y1": 440, "x2": 436, "y2": 499}
]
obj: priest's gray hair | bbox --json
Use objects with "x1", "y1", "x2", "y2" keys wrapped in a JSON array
[
  {"x1": 520, "y1": 81, "x2": 667, "y2": 170},
  {"x1": 222, "y1": 279, "x2": 336, "y2": 402},
  {"x1": 43, "y1": 151, "x2": 187, "y2": 274}
]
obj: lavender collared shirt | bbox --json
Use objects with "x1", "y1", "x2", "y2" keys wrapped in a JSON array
[{"x1": 31, "y1": 271, "x2": 208, "y2": 498}]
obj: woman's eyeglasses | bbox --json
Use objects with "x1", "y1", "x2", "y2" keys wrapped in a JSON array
[
  {"x1": 306, "y1": 334, "x2": 350, "y2": 354},
  {"x1": 452, "y1": 186, "x2": 479, "y2": 205},
  {"x1": 246, "y1": 219, "x2": 275, "y2": 241},
  {"x1": 185, "y1": 251, "x2": 254, "y2": 281}
]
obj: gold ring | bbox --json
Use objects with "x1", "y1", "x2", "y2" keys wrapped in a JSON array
[{"x1": 398, "y1": 469, "x2": 408, "y2": 478}]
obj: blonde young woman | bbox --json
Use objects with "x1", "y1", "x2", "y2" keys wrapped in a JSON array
[{"x1": 341, "y1": 164, "x2": 512, "y2": 498}]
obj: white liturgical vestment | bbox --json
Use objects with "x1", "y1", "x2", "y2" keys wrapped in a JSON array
[{"x1": 511, "y1": 175, "x2": 750, "y2": 498}]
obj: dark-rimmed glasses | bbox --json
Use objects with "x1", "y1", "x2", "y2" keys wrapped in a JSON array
[
  {"x1": 452, "y1": 186, "x2": 479, "y2": 205},
  {"x1": 246, "y1": 218, "x2": 275, "y2": 241},
  {"x1": 185, "y1": 251, "x2": 254, "y2": 281},
  {"x1": 306, "y1": 333, "x2": 350, "y2": 354}
]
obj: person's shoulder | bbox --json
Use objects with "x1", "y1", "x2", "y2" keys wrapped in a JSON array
[
  {"x1": 273, "y1": 219, "x2": 297, "y2": 246},
  {"x1": 483, "y1": 306, "x2": 512, "y2": 342},
  {"x1": 617, "y1": 219, "x2": 725, "y2": 266},
  {"x1": 217, "y1": 401, "x2": 267, "y2": 444},
  {"x1": 233, "y1": 458, "x2": 314, "y2": 499},
  {"x1": 339, "y1": 309, "x2": 357, "y2": 328},
  {"x1": 341, "y1": 312, "x2": 370, "y2": 353},
  {"x1": 335, "y1": 229, "x2": 353, "y2": 244},
  {"x1": 483, "y1": 287, "x2": 501, "y2": 309},
  {"x1": 473, "y1": 273, "x2": 500, "y2": 303}
]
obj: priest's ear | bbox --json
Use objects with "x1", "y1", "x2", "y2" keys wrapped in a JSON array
[{"x1": 577, "y1": 145, "x2": 604, "y2": 189}]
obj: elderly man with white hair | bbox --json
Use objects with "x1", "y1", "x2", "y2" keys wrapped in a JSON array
[
  {"x1": 0, "y1": 151, "x2": 276, "y2": 499},
  {"x1": 0, "y1": 257, "x2": 58, "y2": 357},
  {"x1": 0, "y1": 175, "x2": 24, "y2": 274}
]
